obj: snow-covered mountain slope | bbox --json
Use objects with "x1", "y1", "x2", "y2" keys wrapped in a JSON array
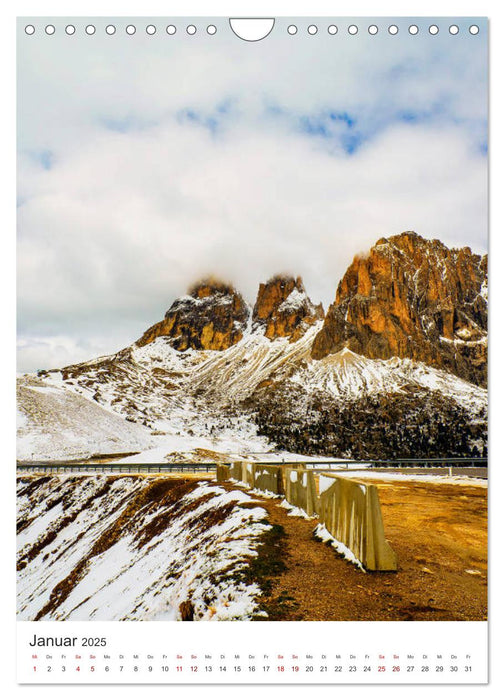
[
  {"x1": 43, "y1": 321, "x2": 486, "y2": 418},
  {"x1": 22, "y1": 318, "x2": 486, "y2": 462},
  {"x1": 17, "y1": 475, "x2": 270, "y2": 620},
  {"x1": 17, "y1": 375, "x2": 154, "y2": 461},
  {"x1": 18, "y1": 231, "x2": 488, "y2": 462},
  {"x1": 187, "y1": 325, "x2": 485, "y2": 415}
]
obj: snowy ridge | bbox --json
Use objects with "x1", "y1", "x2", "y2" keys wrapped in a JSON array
[
  {"x1": 56, "y1": 321, "x2": 485, "y2": 416},
  {"x1": 187, "y1": 323, "x2": 320, "y2": 403},
  {"x1": 278, "y1": 287, "x2": 312, "y2": 313},
  {"x1": 17, "y1": 375, "x2": 154, "y2": 461},
  {"x1": 133, "y1": 322, "x2": 485, "y2": 414},
  {"x1": 17, "y1": 476, "x2": 270, "y2": 620},
  {"x1": 289, "y1": 347, "x2": 485, "y2": 415}
]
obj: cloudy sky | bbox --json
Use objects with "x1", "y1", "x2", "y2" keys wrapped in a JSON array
[{"x1": 17, "y1": 16, "x2": 488, "y2": 372}]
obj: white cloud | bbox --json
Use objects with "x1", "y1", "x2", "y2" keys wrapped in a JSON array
[
  {"x1": 17, "y1": 19, "x2": 488, "y2": 371},
  {"x1": 16, "y1": 335, "x2": 117, "y2": 373}
]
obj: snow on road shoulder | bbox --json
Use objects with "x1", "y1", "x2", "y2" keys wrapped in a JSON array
[
  {"x1": 338, "y1": 471, "x2": 487, "y2": 487},
  {"x1": 313, "y1": 523, "x2": 365, "y2": 572}
]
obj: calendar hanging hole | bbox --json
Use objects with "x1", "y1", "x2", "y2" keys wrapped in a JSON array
[
  {"x1": 348, "y1": 25, "x2": 358, "y2": 35},
  {"x1": 409, "y1": 25, "x2": 419, "y2": 35},
  {"x1": 106, "y1": 25, "x2": 116, "y2": 35},
  {"x1": 429, "y1": 25, "x2": 439, "y2": 35},
  {"x1": 368, "y1": 25, "x2": 378, "y2": 35},
  {"x1": 308, "y1": 25, "x2": 318, "y2": 35},
  {"x1": 469, "y1": 25, "x2": 480, "y2": 35},
  {"x1": 388, "y1": 25, "x2": 399, "y2": 35},
  {"x1": 328, "y1": 25, "x2": 338, "y2": 35},
  {"x1": 45, "y1": 25, "x2": 55, "y2": 35},
  {"x1": 24, "y1": 24, "x2": 35, "y2": 35},
  {"x1": 126, "y1": 25, "x2": 136, "y2": 35},
  {"x1": 207, "y1": 25, "x2": 217, "y2": 35},
  {"x1": 166, "y1": 25, "x2": 177, "y2": 35},
  {"x1": 287, "y1": 25, "x2": 298, "y2": 35},
  {"x1": 65, "y1": 25, "x2": 76, "y2": 35},
  {"x1": 187, "y1": 25, "x2": 197, "y2": 35},
  {"x1": 449, "y1": 25, "x2": 459, "y2": 35},
  {"x1": 146, "y1": 25, "x2": 156, "y2": 35},
  {"x1": 85, "y1": 25, "x2": 96, "y2": 36},
  {"x1": 229, "y1": 19, "x2": 275, "y2": 42}
]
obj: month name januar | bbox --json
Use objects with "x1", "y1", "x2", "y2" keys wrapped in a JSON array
[{"x1": 29, "y1": 635, "x2": 77, "y2": 647}]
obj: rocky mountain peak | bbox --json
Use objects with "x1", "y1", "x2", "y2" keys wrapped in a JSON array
[
  {"x1": 188, "y1": 279, "x2": 236, "y2": 300},
  {"x1": 137, "y1": 278, "x2": 250, "y2": 351},
  {"x1": 252, "y1": 275, "x2": 324, "y2": 341},
  {"x1": 311, "y1": 231, "x2": 487, "y2": 386}
]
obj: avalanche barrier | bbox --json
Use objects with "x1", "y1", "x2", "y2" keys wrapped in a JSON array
[{"x1": 217, "y1": 462, "x2": 397, "y2": 572}]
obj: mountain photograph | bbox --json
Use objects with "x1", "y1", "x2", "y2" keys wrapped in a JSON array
[
  {"x1": 18, "y1": 231, "x2": 487, "y2": 464},
  {"x1": 17, "y1": 18, "x2": 487, "y2": 623}
]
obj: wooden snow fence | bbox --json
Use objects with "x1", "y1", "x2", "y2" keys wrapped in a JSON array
[
  {"x1": 283, "y1": 466, "x2": 318, "y2": 516},
  {"x1": 253, "y1": 465, "x2": 284, "y2": 495},
  {"x1": 223, "y1": 463, "x2": 284, "y2": 494},
  {"x1": 230, "y1": 461, "x2": 245, "y2": 481},
  {"x1": 216, "y1": 464, "x2": 230, "y2": 482},
  {"x1": 318, "y1": 474, "x2": 398, "y2": 571},
  {"x1": 217, "y1": 463, "x2": 397, "y2": 571},
  {"x1": 243, "y1": 462, "x2": 256, "y2": 488}
]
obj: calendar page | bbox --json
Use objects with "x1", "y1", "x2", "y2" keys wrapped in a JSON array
[{"x1": 16, "y1": 11, "x2": 489, "y2": 687}]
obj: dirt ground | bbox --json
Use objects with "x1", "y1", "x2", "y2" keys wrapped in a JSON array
[{"x1": 223, "y1": 478, "x2": 487, "y2": 622}]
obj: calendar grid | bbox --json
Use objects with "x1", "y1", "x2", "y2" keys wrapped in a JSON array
[{"x1": 17, "y1": 621, "x2": 488, "y2": 684}]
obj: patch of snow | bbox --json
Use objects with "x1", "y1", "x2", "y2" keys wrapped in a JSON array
[
  {"x1": 279, "y1": 499, "x2": 315, "y2": 520},
  {"x1": 277, "y1": 288, "x2": 308, "y2": 313},
  {"x1": 17, "y1": 376, "x2": 153, "y2": 461},
  {"x1": 249, "y1": 488, "x2": 279, "y2": 500},
  {"x1": 440, "y1": 335, "x2": 487, "y2": 347},
  {"x1": 313, "y1": 523, "x2": 365, "y2": 572},
  {"x1": 16, "y1": 408, "x2": 27, "y2": 430},
  {"x1": 340, "y1": 471, "x2": 487, "y2": 487}
]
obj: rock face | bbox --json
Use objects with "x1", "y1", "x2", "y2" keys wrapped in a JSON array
[
  {"x1": 137, "y1": 279, "x2": 250, "y2": 351},
  {"x1": 312, "y1": 232, "x2": 487, "y2": 387},
  {"x1": 137, "y1": 275, "x2": 324, "y2": 351},
  {"x1": 252, "y1": 275, "x2": 324, "y2": 341}
]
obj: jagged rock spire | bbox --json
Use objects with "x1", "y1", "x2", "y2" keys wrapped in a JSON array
[
  {"x1": 252, "y1": 275, "x2": 324, "y2": 341},
  {"x1": 137, "y1": 275, "x2": 324, "y2": 350},
  {"x1": 137, "y1": 278, "x2": 250, "y2": 351}
]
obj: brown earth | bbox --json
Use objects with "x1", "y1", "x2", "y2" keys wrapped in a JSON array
[{"x1": 222, "y1": 478, "x2": 487, "y2": 621}]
